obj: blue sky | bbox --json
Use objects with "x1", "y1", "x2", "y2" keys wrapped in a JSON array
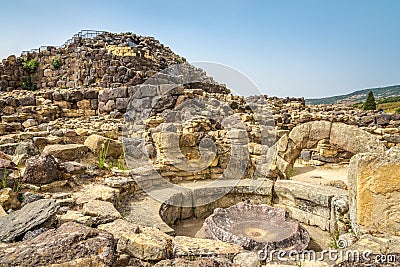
[{"x1": 1, "y1": 0, "x2": 399, "y2": 98}]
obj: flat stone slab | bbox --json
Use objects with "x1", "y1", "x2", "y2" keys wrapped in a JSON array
[
  {"x1": 0, "y1": 199, "x2": 59, "y2": 242},
  {"x1": 274, "y1": 180, "x2": 347, "y2": 207},
  {"x1": 172, "y1": 236, "x2": 242, "y2": 260},
  {"x1": 155, "y1": 258, "x2": 241, "y2": 267},
  {"x1": 42, "y1": 144, "x2": 88, "y2": 161},
  {"x1": 122, "y1": 195, "x2": 174, "y2": 234}
]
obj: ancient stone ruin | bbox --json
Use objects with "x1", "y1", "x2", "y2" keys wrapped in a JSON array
[
  {"x1": 0, "y1": 30, "x2": 399, "y2": 266},
  {"x1": 203, "y1": 202, "x2": 310, "y2": 252}
]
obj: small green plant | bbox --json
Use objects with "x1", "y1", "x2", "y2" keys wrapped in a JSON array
[
  {"x1": 328, "y1": 229, "x2": 340, "y2": 249},
  {"x1": 396, "y1": 108, "x2": 400, "y2": 114},
  {"x1": 22, "y1": 58, "x2": 39, "y2": 73},
  {"x1": 286, "y1": 166, "x2": 296, "y2": 179},
  {"x1": 21, "y1": 77, "x2": 36, "y2": 90},
  {"x1": 51, "y1": 56, "x2": 62, "y2": 69},
  {"x1": 116, "y1": 155, "x2": 127, "y2": 170},
  {"x1": 2, "y1": 168, "x2": 7, "y2": 189},
  {"x1": 98, "y1": 141, "x2": 110, "y2": 169}
]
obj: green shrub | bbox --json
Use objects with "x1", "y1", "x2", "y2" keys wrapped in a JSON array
[
  {"x1": 21, "y1": 77, "x2": 36, "y2": 90},
  {"x1": 396, "y1": 108, "x2": 400, "y2": 114},
  {"x1": 377, "y1": 96, "x2": 400, "y2": 104},
  {"x1": 363, "y1": 91, "x2": 377, "y2": 110},
  {"x1": 51, "y1": 57, "x2": 62, "y2": 69},
  {"x1": 22, "y1": 58, "x2": 39, "y2": 73}
]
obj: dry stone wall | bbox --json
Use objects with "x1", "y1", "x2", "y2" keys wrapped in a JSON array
[
  {"x1": 0, "y1": 31, "x2": 398, "y2": 184},
  {"x1": 0, "y1": 32, "x2": 185, "y2": 91}
]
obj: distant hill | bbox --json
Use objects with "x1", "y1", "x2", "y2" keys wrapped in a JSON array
[{"x1": 306, "y1": 85, "x2": 400, "y2": 105}]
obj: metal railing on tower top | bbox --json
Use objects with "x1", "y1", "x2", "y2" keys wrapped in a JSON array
[{"x1": 21, "y1": 30, "x2": 107, "y2": 56}]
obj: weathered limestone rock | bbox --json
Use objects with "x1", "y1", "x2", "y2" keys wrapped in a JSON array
[
  {"x1": 0, "y1": 158, "x2": 17, "y2": 170},
  {"x1": 58, "y1": 210, "x2": 94, "y2": 226},
  {"x1": 38, "y1": 257, "x2": 108, "y2": 267},
  {"x1": 117, "y1": 226, "x2": 173, "y2": 261},
  {"x1": 42, "y1": 144, "x2": 89, "y2": 161},
  {"x1": 0, "y1": 222, "x2": 115, "y2": 266},
  {"x1": 348, "y1": 147, "x2": 400, "y2": 237},
  {"x1": 82, "y1": 200, "x2": 121, "y2": 225},
  {"x1": 0, "y1": 187, "x2": 20, "y2": 210},
  {"x1": 349, "y1": 234, "x2": 400, "y2": 254},
  {"x1": 73, "y1": 184, "x2": 120, "y2": 205},
  {"x1": 0, "y1": 206, "x2": 6, "y2": 218},
  {"x1": 60, "y1": 161, "x2": 87, "y2": 175},
  {"x1": 307, "y1": 120, "x2": 332, "y2": 147},
  {"x1": 275, "y1": 121, "x2": 388, "y2": 178},
  {"x1": 0, "y1": 199, "x2": 59, "y2": 242},
  {"x1": 154, "y1": 258, "x2": 240, "y2": 267},
  {"x1": 233, "y1": 252, "x2": 259, "y2": 267},
  {"x1": 172, "y1": 236, "x2": 242, "y2": 260},
  {"x1": 104, "y1": 176, "x2": 135, "y2": 191},
  {"x1": 330, "y1": 122, "x2": 386, "y2": 155},
  {"x1": 84, "y1": 134, "x2": 123, "y2": 158},
  {"x1": 22, "y1": 119, "x2": 38, "y2": 128},
  {"x1": 97, "y1": 219, "x2": 140, "y2": 241},
  {"x1": 23, "y1": 154, "x2": 61, "y2": 184},
  {"x1": 13, "y1": 141, "x2": 40, "y2": 165},
  {"x1": 274, "y1": 180, "x2": 347, "y2": 232}
]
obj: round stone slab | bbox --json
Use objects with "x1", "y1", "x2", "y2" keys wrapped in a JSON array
[{"x1": 203, "y1": 202, "x2": 310, "y2": 252}]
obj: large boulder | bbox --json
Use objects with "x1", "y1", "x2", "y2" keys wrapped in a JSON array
[
  {"x1": 0, "y1": 222, "x2": 115, "y2": 266},
  {"x1": 84, "y1": 134, "x2": 123, "y2": 158},
  {"x1": 22, "y1": 154, "x2": 61, "y2": 184},
  {"x1": 0, "y1": 199, "x2": 59, "y2": 242},
  {"x1": 42, "y1": 144, "x2": 88, "y2": 161},
  {"x1": 348, "y1": 147, "x2": 400, "y2": 237}
]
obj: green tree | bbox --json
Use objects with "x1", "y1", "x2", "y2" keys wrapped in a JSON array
[{"x1": 363, "y1": 91, "x2": 377, "y2": 110}]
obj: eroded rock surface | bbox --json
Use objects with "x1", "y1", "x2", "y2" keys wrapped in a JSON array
[
  {"x1": 0, "y1": 199, "x2": 59, "y2": 242},
  {"x1": 23, "y1": 154, "x2": 61, "y2": 184},
  {"x1": 348, "y1": 147, "x2": 400, "y2": 237},
  {"x1": 0, "y1": 222, "x2": 115, "y2": 266}
]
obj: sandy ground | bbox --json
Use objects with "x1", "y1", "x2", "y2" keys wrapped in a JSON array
[{"x1": 291, "y1": 163, "x2": 349, "y2": 187}]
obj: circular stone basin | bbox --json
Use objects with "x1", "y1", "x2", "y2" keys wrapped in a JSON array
[{"x1": 203, "y1": 202, "x2": 310, "y2": 252}]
